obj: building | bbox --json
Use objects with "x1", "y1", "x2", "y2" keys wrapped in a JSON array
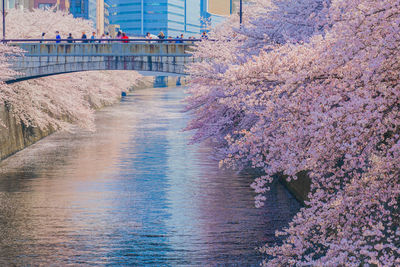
[
  {"x1": 104, "y1": 0, "x2": 110, "y2": 32},
  {"x1": 232, "y1": 0, "x2": 254, "y2": 18},
  {"x1": 69, "y1": 0, "x2": 97, "y2": 26},
  {"x1": 68, "y1": 0, "x2": 106, "y2": 35},
  {"x1": 96, "y1": 0, "x2": 104, "y2": 34},
  {"x1": 202, "y1": 0, "x2": 233, "y2": 30},
  {"x1": 106, "y1": 0, "x2": 207, "y2": 37},
  {"x1": 208, "y1": 0, "x2": 232, "y2": 15},
  {"x1": 4, "y1": 0, "x2": 34, "y2": 10},
  {"x1": 34, "y1": 0, "x2": 69, "y2": 10}
]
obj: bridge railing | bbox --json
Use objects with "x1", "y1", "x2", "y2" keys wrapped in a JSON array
[
  {"x1": 8, "y1": 42, "x2": 196, "y2": 58},
  {"x1": 2, "y1": 38, "x2": 205, "y2": 44}
]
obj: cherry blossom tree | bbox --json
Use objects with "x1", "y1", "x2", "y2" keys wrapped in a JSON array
[
  {"x1": 0, "y1": 8, "x2": 141, "y2": 131},
  {"x1": 187, "y1": 0, "x2": 400, "y2": 265},
  {"x1": 2, "y1": 71, "x2": 141, "y2": 131},
  {"x1": 185, "y1": 16, "x2": 247, "y2": 149},
  {"x1": 239, "y1": 0, "x2": 329, "y2": 52},
  {"x1": 0, "y1": 8, "x2": 93, "y2": 39},
  {"x1": 186, "y1": 0, "x2": 330, "y2": 155}
]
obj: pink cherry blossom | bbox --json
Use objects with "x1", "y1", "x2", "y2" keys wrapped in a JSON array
[
  {"x1": 0, "y1": 9, "x2": 141, "y2": 131},
  {"x1": 187, "y1": 0, "x2": 400, "y2": 265}
]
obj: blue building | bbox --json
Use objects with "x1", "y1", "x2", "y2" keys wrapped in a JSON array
[
  {"x1": 70, "y1": 0, "x2": 97, "y2": 28},
  {"x1": 202, "y1": 0, "x2": 233, "y2": 30},
  {"x1": 106, "y1": 0, "x2": 209, "y2": 37}
]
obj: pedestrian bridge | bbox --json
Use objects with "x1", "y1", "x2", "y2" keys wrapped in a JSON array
[{"x1": 6, "y1": 42, "x2": 196, "y2": 83}]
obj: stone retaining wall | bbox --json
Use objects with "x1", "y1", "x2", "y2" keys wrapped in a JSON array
[{"x1": 0, "y1": 103, "x2": 52, "y2": 160}]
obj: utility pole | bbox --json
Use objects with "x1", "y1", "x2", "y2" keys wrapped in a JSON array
[
  {"x1": 2, "y1": 0, "x2": 5, "y2": 42},
  {"x1": 239, "y1": 0, "x2": 243, "y2": 24},
  {"x1": 140, "y1": 0, "x2": 144, "y2": 35}
]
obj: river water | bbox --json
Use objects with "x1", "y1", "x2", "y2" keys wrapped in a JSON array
[{"x1": 0, "y1": 86, "x2": 300, "y2": 266}]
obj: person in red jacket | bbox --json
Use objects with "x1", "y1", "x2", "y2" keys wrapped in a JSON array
[{"x1": 122, "y1": 33, "x2": 129, "y2": 43}]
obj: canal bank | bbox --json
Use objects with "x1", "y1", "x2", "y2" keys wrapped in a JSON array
[
  {"x1": 1, "y1": 76, "x2": 310, "y2": 204},
  {"x1": 0, "y1": 74, "x2": 311, "y2": 204},
  {"x1": 0, "y1": 85, "x2": 300, "y2": 266},
  {"x1": 0, "y1": 75, "x2": 186, "y2": 161},
  {"x1": 0, "y1": 103, "x2": 52, "y2": 160}
]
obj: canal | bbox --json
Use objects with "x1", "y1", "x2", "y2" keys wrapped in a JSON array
[{"x1": 0, "y1": 86, "x2": 300, "y2": 266}]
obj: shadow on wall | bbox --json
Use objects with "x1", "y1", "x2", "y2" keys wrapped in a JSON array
[{"x1": 0, "y1": 104, "x2": 53, "y2": 161}]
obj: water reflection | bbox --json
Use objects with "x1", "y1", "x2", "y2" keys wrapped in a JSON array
[{"x1": 0, "y1": 86, "x2": 300, "y2": 266}]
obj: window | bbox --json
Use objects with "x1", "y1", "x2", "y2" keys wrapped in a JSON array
[
  {"x1": 75, "y1": 1, "x2": 82, "y2": 13},
  {"x1": 38, "y1": 3, "x2": 54, "y2": 9}
]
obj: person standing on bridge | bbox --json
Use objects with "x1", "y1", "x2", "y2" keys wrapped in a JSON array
[
  {"x1": 90, "y1": 32, "x2": 96, "y2": 43},
  {"x1": 99, "y1": 33, "x2": 106, "y2": 43},
  {"x1": 116, "y1": 31, "x2": 122, "y2": 41},
  {"x1": 122, "y1": 33, "x2": 129, "y2": 43},
  {"x1": 81, "y1": 32, "x2": 88, "y2": 43},
  {"x1": 105, "y1": 32, "x2": 112, "y2": 43},
  {"x1": 55, "y1": 31, "x2": 61, "y2": 43},
  {"x1": 145, "y1": 32, "x2": 152, "y2": 43},
  {"x1": 157, "y1": 31, "x2": 165, "y2": 43},
  {"x1": 67, "y1": 33, "x2": 74, "y2": 43},
  {"x1": 176, "y1": 34, "x2": 183, "y2": 44},
  {"x1": 40, "y1": 32, "x2": 46, "y2": 43}
]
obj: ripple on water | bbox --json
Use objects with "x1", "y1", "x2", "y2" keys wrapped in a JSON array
[{"x1": 0, "y1": 86, "x2": 300, "y2": 266}]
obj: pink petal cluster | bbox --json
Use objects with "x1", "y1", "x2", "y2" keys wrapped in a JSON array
[
  {"x1": 187, "y1": 0, "x2": 400, "y2": 265},
  {"x1": 0, "y1": 8, "x2": 94, "y2": 39},
  {"x1": 0, "y1": 9, "x2": 141, "y2": 131},
  {"x1": 1, "y1": 71, "x2": 141, "y2": 131}
]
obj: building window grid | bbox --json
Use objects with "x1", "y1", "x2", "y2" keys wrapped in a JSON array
[{"x1": 107, "y1": 0, "x2": 223, "y2": 36}]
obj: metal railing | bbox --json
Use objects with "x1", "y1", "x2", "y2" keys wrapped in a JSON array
[{"x1": 2, "y1": 38, "x2": 204, "y2": 44}]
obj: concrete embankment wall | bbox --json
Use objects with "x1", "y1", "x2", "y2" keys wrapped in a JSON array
[{"x1": 0, "y1": 103, "x2": 52, "y2": 160}]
